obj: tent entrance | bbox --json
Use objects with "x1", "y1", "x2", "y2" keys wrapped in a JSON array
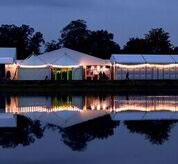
[
  {"x1": 52, "y1": 68, "x2": 73, "y2": 80},
  {"x1": 0, "y1": 64, "x2": 5, "y2": 79},
  {"x1": 85, "y1": 65, "x2": 111, "y2": 80}
]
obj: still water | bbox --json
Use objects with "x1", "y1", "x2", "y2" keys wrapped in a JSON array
[{"x1": 0, "y1": 94, "x2": 178, "y2": 163}]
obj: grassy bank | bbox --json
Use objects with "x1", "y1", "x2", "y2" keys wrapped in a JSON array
[{"x1": 0, "y1": 80, "x2": 178, "y2": 94}]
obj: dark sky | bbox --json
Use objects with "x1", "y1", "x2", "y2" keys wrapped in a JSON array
[{"x1": 0, "y1": 0, "x2": 177, "y2": 47}]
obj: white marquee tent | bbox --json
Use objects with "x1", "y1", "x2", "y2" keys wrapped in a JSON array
[
  {"x1": 111, "y1": 54, "x2": 178, "y2": 80},
  {"x1": 39, "y1": 48, "x2": 109, "y2": 66}
]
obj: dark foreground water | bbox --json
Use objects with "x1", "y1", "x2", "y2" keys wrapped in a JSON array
[{"x1": 0, "y1": 94, "x2": 178, "y2": 164}]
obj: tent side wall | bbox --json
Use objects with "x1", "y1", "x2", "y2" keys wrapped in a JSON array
[
  {"x1": 18, "y1": 67, "x2": 51, "y2": 80},
  {"x1": 115, "y1": 64, "x2": 178, "y2": 80},
  {"x1": 72, "y1": 67, "x2": 83, "y2": 80}
]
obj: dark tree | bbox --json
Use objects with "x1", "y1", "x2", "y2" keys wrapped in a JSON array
[
  {"x1": 45, "y1": 40, "x2": 60, "y2": 52},
  {"x1": 124, "y1": 120, "x2": 177, "y2": 145},
  {"x1": 0, "y1": 24, "x2": 45, "y2": 59},
  {"x1": 87, "y1": 30, "x2": 120, "y2": 59},
  {"x1": 61, "y1": 115, "x2": 119, "y2": 151},
  {"x1": 0, "y1": 115, "x2": 44, "y2": 148},
  {"x1": 145, "y1": 28, "x2": 173, "y2": 53},
  {"x1": 28, "y1": 32, "x2": 45, "y2": 55},
  {"x1": 46, "y1": 19, "x2": 120, "y2": 59},
  {"x1": 173, "y1": 46, "x2": 178, "y2": 54},
  {"x1": 123, "y1": 28, "x2": 174, "y2": 54},
  {"x1": 123, "y1": 38, "x2": 149, "y2": 54},
  {"x1": 59, "y1": 19, "x2": 90, "y2": 52}
]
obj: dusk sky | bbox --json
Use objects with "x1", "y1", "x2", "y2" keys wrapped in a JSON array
[{"x1": 0, "y1": 0, "x2": 177, "y2": 47}]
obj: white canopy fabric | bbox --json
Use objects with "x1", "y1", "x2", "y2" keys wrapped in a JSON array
[
  {"x1": 142, "y1": 55, "x2": 175, "y2": 64},
  {"x1": 171, "y1": 55, "x2": 178, "y2": 63},
  {"x1": 111, "y1": 111, "x2": 178, "y2": 121},
  {"x1": 111, "y1": 54, "x2": 146, "y2": 64},
  {"x1": 111, "y1": 54, "x2": 178, "y2": 64},
  {"x1": 39, "y1": 48, "x2": 109, "y2": 66},
  {"x1": 20, "y1": 55, "x2": 47, "y2": 66},
  {"x1": 21, "y1": 110, "x2": 108, "y2": 128},
  {"x1": 51, "y1": 53, "x2": 79, "y2": 67},
  {"x1": 0, "y1": 114, "x2": 17, "y2": 128}
]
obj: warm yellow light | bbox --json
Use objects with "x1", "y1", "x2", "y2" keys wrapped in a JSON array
[
  {"x1": 18, "y1": 65, "x2": 49, "y2": 68},
  {"x1": 116, "y1": 63, "x2": 178, "y2": 69},
  {"x1": 51, "y1": 65, "x2": 81, "y2": 68}
]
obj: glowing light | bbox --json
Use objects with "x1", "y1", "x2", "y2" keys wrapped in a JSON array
[
  {"x1": 51, "y1": 65, "x2": 80, "y2": 68},
  {"x1": 18, "y1": 64, "x2": 49, "y2": 68},
  {"x1": 116, "y1": 63, "x2": 178, "y2": 69},
  {"x1": 102, "y1": 104, "x2": 106, "y2": 110},
  {"x1": 97, "y1": 105, "x2": 100, "y2": 110},
  {"x1": 91, "y1": 105, "x2": 95, "y2": 110}
]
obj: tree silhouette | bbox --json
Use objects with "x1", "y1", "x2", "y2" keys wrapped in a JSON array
[
  {"x1": 45, "y1": 40, "x2": 60, "y2": 52},
  {"x1": 0, "y1": 24, "x2": 45, "y2": 59},
  {"x1": 45, "y1": 19, "x2": 120, "y2": 59},
  {"x1": 145, "y1": 28, "x2": 173, "y2": 53},
  {"x1": 60, "y1": 115, "x2": 119, "y2": 151},
  {"x1": 173, "y1": 47, "x2": 178, "y2": 54},
  {"x1": 124, "y1": 120, "x2": 177, "y2": 145},
  {"x1": 123, "y1": 38, "x2": 149, "y2": 54},
  {"x1": 0, "y1": 115, "x2": 44, "y2": 148},
  {"x1": 86, "y1": 30, "x2": 120, "y2": 59},
  {"x1": 123, "y1": 28, "x2": 174, "y2": 54}
]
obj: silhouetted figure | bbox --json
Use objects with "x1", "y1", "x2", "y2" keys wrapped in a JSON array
[
  {"x1": 6, "y1": 71, "x2": 11, "y2": 80},
  {"x1": 99, "y1": 71, "x2": 103, "y2": 80},
  {"x1": 126, "y1": 72, "x2": 129, "y2": 80},
  {"x1": 45, "y1": 76, "x2": 48, "y2": 80}
]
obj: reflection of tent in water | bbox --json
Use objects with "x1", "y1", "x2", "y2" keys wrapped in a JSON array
[
  {"x1": 5, "y1": 96, "x2": 83, "y2": 113},
  {"x1": 111, "y1": 111, "x2": 178, "y2": 121},
  {"x1": 124, "y1": 120, "x2": 177, "y2": 145},
  {"x1": 0, "y1": 113, "x2": 16, "y2": 128},
  {"x1": 5, "y1": 96, "x2": 52, "y2": 113},
  {"x1": 22, "y1": 110, "x2": 109, "y2": 128},
  {"x1": 61, "y1": 115, "x2": 119, "y2": 151}
]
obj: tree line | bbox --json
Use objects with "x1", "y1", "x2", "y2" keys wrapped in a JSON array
[{"x1": 0, "y1": 19, "x2": 177, "y2": 59}]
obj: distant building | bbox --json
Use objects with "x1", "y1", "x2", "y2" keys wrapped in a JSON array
[{"x1": 0, "y1": 47, "x2": 16, "y2": 79}]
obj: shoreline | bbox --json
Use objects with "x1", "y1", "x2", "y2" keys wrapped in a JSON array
[{"x1": 1, "y1": 80, "x2": 178, "y2": 95}]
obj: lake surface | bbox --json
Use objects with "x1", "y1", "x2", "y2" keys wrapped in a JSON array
[{"x1": 0, "y1": 94, "x2": 178, "y2": 164}]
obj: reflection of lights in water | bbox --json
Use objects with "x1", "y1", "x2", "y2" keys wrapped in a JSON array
[
  {"x1": 91, "y1": 105, "x2": 95, "y2": 110},
  {"x1": 6, "y1": 105, "x2": 83, "y2": 114},
  {"x1": 102, "y1": 104, "x2": 106, "y2": 110},
  {"x1": 5, "y1": 96, "x2": 178, "y2": 114}
]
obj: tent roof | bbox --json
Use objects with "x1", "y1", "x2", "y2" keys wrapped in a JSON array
[
  {"x1": 142, "y1": 55, "x2": 175, "y2": 64},
  {"x1": 111, "y1": 54, "x2": 178, "y2": 64},
  {"x1": 39, "y1": 48, "x2": 109, "y2": 66},
  {"x1": 20, "y1": 55, "x2": 47, "y2": 66},
  {"x1": 52, "y1": 53, "x2": 79, "y2": 66},
  {"x1": 111, "y1": 54, "x2": 146, "y2": 64},
  {"x1": 21, "y1": 110, "x2": 108, "y2": 128},
  {"x1": 170, "y1": 55, "x2": 178, "y2": 63}
]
